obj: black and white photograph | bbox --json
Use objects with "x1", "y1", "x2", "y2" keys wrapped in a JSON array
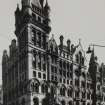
[{"x1": 0, "y1": 0, "x2": 105, "y2": 105}]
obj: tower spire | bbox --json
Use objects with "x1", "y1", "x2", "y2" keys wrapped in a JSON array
[
  {"x1": 44, "y1": 0, "x2": 50, "y2": 17},
  {"x1": 39, "y1": 0, "x2": 44, "y2": 8}
]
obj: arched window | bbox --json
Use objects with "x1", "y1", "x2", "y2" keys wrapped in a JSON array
[
  {"x1": 60, "y1": 87, "x2": 66, "y2": 96},
  {"x1": 31, "y1": 82, "x2": 39, "y2": 93},
  {"x1": 33, "y1": 97, "x2": 39, "y2": 105},
  {"x1": 51, "y1": 86, "x2": 55, "y2": 95},
  {"x1": 35, "y1": 83, "x2": 39, "y2": 93},
  {"x1": 41, "y1": 84, "x2": 48, "y2": 93},
  {"x1": 67, "y1": 88, "x2": 72, "y2": 97}
]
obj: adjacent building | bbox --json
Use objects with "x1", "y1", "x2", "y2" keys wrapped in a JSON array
[
  {"x1": 0, "y1": 85, "x2": 3, "y2": 105},
  {"x1": 2, "y1": 0, "x2": 105, "y2": 105}
]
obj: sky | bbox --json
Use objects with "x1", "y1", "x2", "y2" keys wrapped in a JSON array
[{"x1": 0, "y1": 0, "x2": 105, "y2": 84}]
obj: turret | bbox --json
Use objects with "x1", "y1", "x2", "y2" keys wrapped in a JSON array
[
  {"x1": 67, "y1": 39, "x2": 71, "y2": 53},
  {"x1": 43, "y1": 0, "x2": 50, "y2": 17},
  {"x1": 9, "y1": 39, "x2": 17, "y2": 57},
  {"x1": 2, "y1": 50, "x2": 9, "y2": 65},
  {"x1": 39, "y1": 0, "x2": 44, "y2": 8},
  {"x1": 59, "y1": 35, "x2": 64, "y2": 49}
]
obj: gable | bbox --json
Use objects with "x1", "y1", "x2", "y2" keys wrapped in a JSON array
[{"x1": 73, "y1": 42, "x2": 86, "y2": 65}]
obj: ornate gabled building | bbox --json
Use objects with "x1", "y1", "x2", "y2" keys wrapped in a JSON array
[
  {"x1": 2, "y1": 0, "x2": 105, "y2": 105},
  {"x1": 98, "y1": 63, "x2": 105, "y2": 105},
  {"x1": 88, "y1": 49, "x2": 105, "y2": 105}
]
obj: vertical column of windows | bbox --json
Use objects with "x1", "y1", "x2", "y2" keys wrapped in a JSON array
[{"x1": 51, "y1": 56, "x2": 58, "y2": 82}]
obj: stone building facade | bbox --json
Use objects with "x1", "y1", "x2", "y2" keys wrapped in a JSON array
[{"x1": 2, "y1": 0, "x2": 104, "y2": 105}]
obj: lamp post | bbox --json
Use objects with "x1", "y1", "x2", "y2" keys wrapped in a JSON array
[
  {"x1": 86, "y1": 44, "x2": 105, "y2": 64},
  {"x1": 87, "y1": 44, "x2": 105, "y2": 54}
]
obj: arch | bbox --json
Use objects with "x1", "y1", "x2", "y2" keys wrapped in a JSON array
[
  {"x1": 61, "y1": 84, "x2": 66, "y2": 89},
  {"x1": 60, "y1": 85, "x2": 66, "y2": 96},
  {"x1": 41, "y1": 82, "x2": 48, "y2": 93},
  {"x1": 30, "y1": 78, "x2": 40, "y2": 93},
  {"x1": 51, "y1": 85, "x2": 55, "y2": 95},
  {"x1": 33, "y1": 97, "x2": 39, "y2": 105},
  {"x1": 67, "y1": 87, "x2": 73, "y2": 97}
]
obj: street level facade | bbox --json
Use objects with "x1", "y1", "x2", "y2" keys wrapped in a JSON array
[{"x1": 2, "y1": 0, "x2": 105, "y2": 105}]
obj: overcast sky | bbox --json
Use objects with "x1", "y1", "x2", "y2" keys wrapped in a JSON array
[{"x1": 0, "y1": 0, "x2": 105, "y2": 84}]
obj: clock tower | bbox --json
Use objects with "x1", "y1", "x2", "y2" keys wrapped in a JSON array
[{"x1": 15, "y1": 0, "x2": 51, "y2": 105}]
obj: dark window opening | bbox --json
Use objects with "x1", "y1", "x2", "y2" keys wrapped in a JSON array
[
  {"x1": 38, "y1": 72, "x2": 41, "y2": 78},
  {"x1": 33, "y1": 98, "x2": 39, "y2": 105},
  {"x1": 38, "y1": 16, "x2": 41, "y2": 23},
  {"x1": 33, "y1": 71, "x2": 36, "y2": 77},
  {"x1": 43, "y1": 74, "x2": 46, "y2": 79}
]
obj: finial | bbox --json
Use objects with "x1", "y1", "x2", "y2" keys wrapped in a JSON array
[
  {"x1": 67, "y1": 39, "x2": 71, "y2": 44},
  {"x1": 46, "y1": 0, "x2": 48, "y2": 5},
  {"x1": 16, "y1": 3, "x2": 20, "y2": 11},
  {"x1": 44, "y1": 0, "x2": 49, "y2": 9},
  {"x1": 40, "y1": 0, "x2": 44, "y2": 8},
  {"x1": 17, "y1": 3, "x2": 19, "y2": 8},
  {"x1": 79, "y1": 38, "x2": 81, "y2": 45}
]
